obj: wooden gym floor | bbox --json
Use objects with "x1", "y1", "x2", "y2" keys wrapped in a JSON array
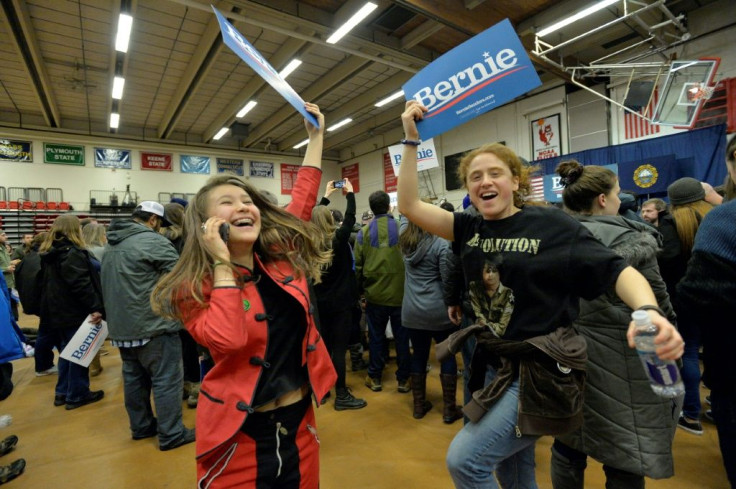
[{"x1": 4, "y1": 313, "x2": 729, "y2": 488}]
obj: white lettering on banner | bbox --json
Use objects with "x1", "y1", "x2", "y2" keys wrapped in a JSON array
[
  {"x1": 225, "y1": 24, "x2": 279, "y2": 78},
  {"x1": 412, "y1": 49, "x2": 518, "y2": 112}
]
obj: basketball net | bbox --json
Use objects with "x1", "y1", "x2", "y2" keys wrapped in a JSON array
[{"x1": 687, "y1": 84, "x2": 716, "y2": 102}]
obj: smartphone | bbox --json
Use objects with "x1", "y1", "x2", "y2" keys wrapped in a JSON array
[
  {"x1": 334, "y1": 180, "x2": 345, "y2": 188},
  {"x1": 218, "y1": 223, "x2": 230, "y2": 243}
]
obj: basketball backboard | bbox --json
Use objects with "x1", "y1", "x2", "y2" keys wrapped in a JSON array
[{"x1": 651, "y1": 58, "x2": 720, "y2": 127}]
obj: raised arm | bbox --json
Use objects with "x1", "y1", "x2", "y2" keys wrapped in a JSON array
[
  {"x1": 396, "y1": 101, "x2": 454, "y2": 240},
  {"x1": 286, "y1": 103, "x2": 325, "y2": 220},
  {"x1": 615, "y1": 266, "x2": 684, "y2": 360},
  {"x1": 301, "y1": 102, "x2": 324, "y2": 170}
]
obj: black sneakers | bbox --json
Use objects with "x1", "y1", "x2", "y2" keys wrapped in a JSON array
[
  {"x1": 0, "y1": 436, "x2": 17, "y2": 457},
  {"x1": 677, "y1": 414, "x2": 704, "y2": 435},
  {"x1": 160, "y1": 428, "x2": 195, "y2": 451},
  {"x1": 65, "y1": 390, "x2": 104, "y2": 410},
  {"x1": 0, "y1": 459, "x2": 24, "y2": 484}
]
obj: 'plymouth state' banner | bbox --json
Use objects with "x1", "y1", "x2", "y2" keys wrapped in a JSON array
[
  {"x1": 402, "y1": 19, "x2": 541, "y2": 140},
  {"x1": 44, "y1": 143, "x2": 84, "y2": 165}
]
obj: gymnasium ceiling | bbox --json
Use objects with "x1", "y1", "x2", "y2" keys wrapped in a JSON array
[{"x1": 0, "y1": 0, "x2": 721, "y2": 160}]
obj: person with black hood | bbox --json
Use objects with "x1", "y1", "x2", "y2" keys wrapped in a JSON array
[{"x1": 39, "y1": 215, "x2": 105, "y2": 410}]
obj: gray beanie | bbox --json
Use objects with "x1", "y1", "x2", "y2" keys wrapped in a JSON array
[{"x1": 667, "y1": 177, "x2": 705, "y2": 206}]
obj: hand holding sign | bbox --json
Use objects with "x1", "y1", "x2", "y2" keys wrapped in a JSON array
[
  {"x1": 401, "y1": 101, "x2": 427, "y2": 140},
  {"x1": 304, "y1": 102, "x2": 325, "y2": 138}
]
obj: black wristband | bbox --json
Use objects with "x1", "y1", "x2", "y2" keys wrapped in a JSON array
[
  {"x1": 637, "y1": 305, "x2": 665, "y2": 316},
  {"x1": 400, "y1": 139, "x2": 421, "y2": 146}
]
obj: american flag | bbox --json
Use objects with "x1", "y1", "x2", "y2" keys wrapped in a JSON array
[
  {"x1": 624, "y1": 89, "x2": 660, "y2": 140},
  {"x1": 529, "y1": 176, "x2": 545, "y2": 202}
]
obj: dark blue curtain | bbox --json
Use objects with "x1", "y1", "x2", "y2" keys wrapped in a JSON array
[{"x1": 533, "y1": 124, "x2": 728, "y2": 192}]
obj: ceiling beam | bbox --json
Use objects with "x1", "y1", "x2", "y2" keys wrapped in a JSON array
[
  {"x1": 2, "y1": 0, "x2": 61, "y2": 127},
  {"x1": 401, "y1": 20, "x2": 445, "y2": 49},
  {"x1": 157, "y1": 13, "x2": 224, "y2": 139},
  {"x1": 241, "y1": 55, "x2": 372, "y2": 148},
  {"x1": 320, "y1": 105, "x2": 404, "y2": 152}
]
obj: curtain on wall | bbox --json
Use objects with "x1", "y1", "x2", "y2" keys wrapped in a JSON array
[{"x1": 532, "y1": 124, "x2": 728, "y2": 189}]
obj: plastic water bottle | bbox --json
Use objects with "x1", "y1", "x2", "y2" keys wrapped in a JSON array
[
  {"x1": 0, "y1": 415, "x2": 12, "y2": 427},
  {"x1": 632, "y1": 310, "x2": 685, "y2": 398}
]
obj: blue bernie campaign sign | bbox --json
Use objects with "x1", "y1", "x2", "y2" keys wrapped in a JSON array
[
  {"x1": 544, "y1": 164, "x2": 618, "y2": 203},
  {"x1": 212, "y1": 7, "x2": 319, "y2": 128},
  {"x1": 403, "y1": 19, "x2": 541, "y2": 140}
]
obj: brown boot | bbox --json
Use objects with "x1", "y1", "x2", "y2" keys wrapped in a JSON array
[
  {"x1": 89, "y1": 353, "x2": 102, "y2": 377},
  {"x1": 440, "y1": 373, "x2": 463, "y2": 424},
  {"x1": 410, "y1": 373, "x2": 432, "y2": 419}
]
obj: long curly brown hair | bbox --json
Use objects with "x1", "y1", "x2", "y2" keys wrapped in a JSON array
[{"x1": 151, "y1": 175, "x2": 331, "y2": 321}]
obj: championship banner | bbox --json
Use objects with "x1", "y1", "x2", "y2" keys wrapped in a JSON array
[
  {"x1": 341, "y1": 163, "x2": 360, "y2": 193},
  {"x1": 402, "y1": 19, "x2": 541, "y2": 140},
  {"x1": 0, "y1": 139, "x2": 33, "y2": 162},
  {"x1": 383, "y1": 152, "x2": 397, "y2": 193},
  {"x1": 95, "y1": 148, "x2": 131, "y2": 169},
  {"x1": 618, "y1": 155, "x2": 678, "y2": 194},
  {"x1": 217, "y1": 157, "x2": 244, "y2": 176},
  {"x1": 141, "y1": 152, "x2": 172, "y2": 171},
  {"x1": 44, "y1": 143, "x2": 84, "y2": 165},
  {"x1": 181, "y1": 155, "x2": 211, "y2": 174},
  {"x1": 531, "y1": 114, "x2": 561, "y2": 160},
  {"x1": 212, "y1": 7, "x2": 318, "y2": 128},
  {"x1": 387, "y1": 138, "x2": 439, "y2": 176},
  {"x1": 280, "y1": 163, "x2": 301, "y2": 195},
  {"x1": 250, "y1": 160, "x2": 274, "y2": 178}
]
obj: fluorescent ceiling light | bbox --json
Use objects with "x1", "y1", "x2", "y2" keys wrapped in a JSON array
[
  {"x1": 213, "y1": 127, "x2": 230, "y2": 140},
  {"x1": 112, "y1": 76, "x2": 125, "y2": 99},
  {"x1": 110, "y1": 113, "x2": 120, "y2": 129},
  {"x1": 279, "y1": 59, "x2": 302, "y2": 79},
  {"x1": 236, "y1": 101, "x2": 257, "y2": 118},
  {"x1": 293, "y1": 138, "x2": 309, "y2": 149},
  {"x1": 326, "y1": 2, "x2": 378, "y2": 44},
  {"x1": 536, "y1": 0, "x2": 618, "y2": 38},
  {"x1": 327, "y1": 118, "x2": 353, "y2": 132},
  {"x1": 375, "y1": 90, "x2": 404, "y2": 107},
  {"x1": 115, "y1": 14, "x2": 133, "y2": 53}
]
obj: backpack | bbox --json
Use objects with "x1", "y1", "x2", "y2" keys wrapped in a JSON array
[{"x1": 14, "y1": 251, "x2": 44, "y2": 316}]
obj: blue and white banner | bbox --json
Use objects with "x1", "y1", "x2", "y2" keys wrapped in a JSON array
[
  {"x1": 212, "y1": 7, "x2": 319, "y2": 128},
  {"x1": 250, "y1": 160, "x2": 274, "y2": 178},
  {"x1": 386, "y1": 138, "x2": 439, "y2": 176},
  {"x1": 59, "y1": 316, "x2": 108, "y2": 367},
  {"x1": 94, "y1": 148, "x2": 131, "y2": 169},
  {"x1": 181, "y1": 155, "x2": 211, "y2": 174},
  {"x1": 403, "y1": 19, "x2": 541, "y2": 140},
  {"x1": 544, "y1": 164, "x2": 618, "y2": 203},
  {"x1": 217, "y1": 157, "x2": 244, "y2": 176},
  {"x1": 0, "y1": 139, "x2": 33, "y2": 162}
]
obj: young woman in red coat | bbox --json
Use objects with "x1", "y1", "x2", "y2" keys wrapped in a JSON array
[{"x1": 153, "y1": 104, "x2": 337, "y2": 489}]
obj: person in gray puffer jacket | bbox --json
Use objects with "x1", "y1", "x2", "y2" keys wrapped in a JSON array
[
  {"x1": 552, "y1": 161, "x2": 681, "y2": 489},
  {"x1": 399, "y1": 214, "x2": 462, "y2": 424}
]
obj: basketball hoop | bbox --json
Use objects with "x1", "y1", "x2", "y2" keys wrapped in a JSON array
[{"x1": 687, "y1": 84, "x2": 715, "y2": 102}]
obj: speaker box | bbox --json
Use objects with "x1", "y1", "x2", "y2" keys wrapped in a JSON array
[
  {"x1": 624, "y1": 81, "x2": 655, "y2": 111},
  {"x1": 230, "y1": 122, "x2": 250, "y2": 137}
]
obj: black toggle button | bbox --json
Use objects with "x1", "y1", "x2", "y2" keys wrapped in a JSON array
[
  {"x1": 236, "y1": 401, "x2": 250, "y2": 411},
  {"x1": 306, "y1": 344, "x2": 316, "y2": 352},
  {"x1": 282, "y1": 276, "x2": 294, "y2": 284},
  {"x1": 255, "y1": 313, "x2": 268, "y2": 321}
]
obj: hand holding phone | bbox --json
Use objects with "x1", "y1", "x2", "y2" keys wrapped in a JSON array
[
  {"x1": 333, "y1": 179, "x2": 345, "y2": 189},
  {"x1": 218, "y1": 223, "x2": 230, "y2": 243}
]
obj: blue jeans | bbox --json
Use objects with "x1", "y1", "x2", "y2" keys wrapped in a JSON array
[
  {"x1": 408, "y1": 327, "x2": 457, "y2": 375},
  {"x1": 119, "y1": 333, "x2": 187, "y2": 445},
  {"x1": 679, "y1": 322, "x2": 702, "y2": 419},
  {"x1": 50, "y1": 327, "x2": 91, "y2": 403},
  {"x1": 365, "y1": 303, "x2": 410, "y2": 382},
  {"x1": 447, "y1": 378, "x2": 539, "y2": 489},
  {"x1": 711, "y1": 389, "x2": 736, "y2": 485}
]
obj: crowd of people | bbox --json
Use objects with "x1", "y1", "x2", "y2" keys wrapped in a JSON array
[{"x1": 0, "y1": 102, "x2": 733, "y2": 488}]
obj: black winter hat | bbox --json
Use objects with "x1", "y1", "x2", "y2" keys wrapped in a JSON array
[{"x1": 667, "y1": 177, "x2": 705, "y2": 206}]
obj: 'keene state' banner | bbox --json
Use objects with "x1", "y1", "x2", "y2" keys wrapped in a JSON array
[{"x1": 403, "y1": 19, "x2": 541, "y2": 140}]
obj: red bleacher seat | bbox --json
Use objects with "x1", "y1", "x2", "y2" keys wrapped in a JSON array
[
  {"x1": 58, "y1": 202, "x2": 70, "y2": 210},
  {"x1": 46, "y1": 202, "x2": 57, "y2": 210},
  {"x1": 36, "y1": 202, "x2": 46, "y2": 210},
  {"x1": 0, "y1": 202, "x2": 6, "y2": 210},
  {"x1": 21, "y1": 201, "x2": 33, "y2": 210},
  {"x1": 8, "y1": 202, "x2": 18, "y2": 210}
]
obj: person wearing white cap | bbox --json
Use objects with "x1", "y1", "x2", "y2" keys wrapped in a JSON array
[{"x1": 100, "y1": 200, "x2": 195, "y2": 451}]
